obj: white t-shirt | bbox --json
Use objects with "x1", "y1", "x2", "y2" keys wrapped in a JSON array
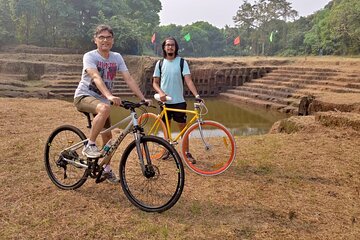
[{"x1": 74, "y1": 50, "x2": 128, "y2": 102}]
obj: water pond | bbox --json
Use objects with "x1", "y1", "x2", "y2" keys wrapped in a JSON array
[{"x1": 110, "y1": 97, "x2": 287, "y2": 136}]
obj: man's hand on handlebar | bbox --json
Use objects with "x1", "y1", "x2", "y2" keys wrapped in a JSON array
[
  {"x1": 195, "y1": 94, "x2": 204, "y2": 103},
  {"x1": 108, "y1": 95, "x2": 121, "y2": 106},
  {"x1": 142, "y1": 98, "x2": 153, "y2": 106},
  {"x1": 159, "y1": 93, "x2": 168, "y2": 102}
]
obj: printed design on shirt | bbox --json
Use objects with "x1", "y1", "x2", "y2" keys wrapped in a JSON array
[{"x1": 88, "y1": 61, "x2": 117, "y2": 95}]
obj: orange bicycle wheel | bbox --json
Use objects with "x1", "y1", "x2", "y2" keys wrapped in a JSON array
[
  {"x1": 138, "y1": 113, "x2": 168, "y2": 160},
  {"x1": 181, "y1": 120, "x2": 236, "y2": 176}
]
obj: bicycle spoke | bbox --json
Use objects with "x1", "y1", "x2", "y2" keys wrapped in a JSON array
[
  {"x1": 120, "y1": 136, "x2": 184, "y2": 212},
  {"x1": 44, "y1": 125, "x2": 88, "y2": 190},
  {"x1": 182, "y1": 121, "x2": 236, "y2": 176}
]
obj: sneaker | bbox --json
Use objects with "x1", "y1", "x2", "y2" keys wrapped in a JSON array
[
  {"x1": 82, "y1": 144, "x2": 102, "y2": 158},
  {"x1": 185, "y1": 152, "x2": 196, "y2": 164},
  {"x1": 103, "y1": 170, "x2": 119, "y2": 184}
]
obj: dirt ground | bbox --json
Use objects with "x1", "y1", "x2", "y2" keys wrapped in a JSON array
[
  {"x1": 1, "y1": 48, "x2": 360, "y2": 239},
  {"x1": 1, "y1": 97, "x2": 360, "y2": 240}
]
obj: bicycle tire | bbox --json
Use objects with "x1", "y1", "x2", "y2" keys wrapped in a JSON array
[
  {"x1": 44, "y1": 125, "x2": 88, "y2": 190},
  {"x1": 138, "y1": 113, "x2": 168, "y2": 139},
  {"x1": 138, "y1": 113, "x2": 168, "y2": 159},
  {"x1": 181, "y1": 120, "x2": 236, "y2": 176},
  {"x1": 119, "y1": 136, "x2": 185, "y2": 212}
]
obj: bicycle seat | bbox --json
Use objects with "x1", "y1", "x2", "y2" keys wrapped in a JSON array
[{"x1": 79, "y1": 111, "x2": 92, "y2": 129}]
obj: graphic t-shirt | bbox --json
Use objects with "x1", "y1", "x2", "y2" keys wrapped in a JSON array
[
  {"x1": 74, "y1": 50, "x2": 128, "y2": 102},
  {"x1": 153, "y1": 56, "x2": 190, "y2": 104}
]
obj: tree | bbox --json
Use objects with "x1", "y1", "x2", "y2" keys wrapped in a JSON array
[
  {"x1": 0, "y1": 0, "x2": 16, "y2": 45},
  {"x1": 283, "y1": 16, "x2": 313, "y2": 55},
  {"x1": 233, "y1": 0, "x2": 298, "y2": 55},
  {"x1": 12, "y1": 0, "x2": 40, "y2": 44},
  {"x1": 328, "y1": 0, "x2": 360, "y2": 54},
  {"x1": 185, "y1": 21, "x2": 225, "y2": 57}
]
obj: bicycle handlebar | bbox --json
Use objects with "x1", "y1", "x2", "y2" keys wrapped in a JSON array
[
  {"x1": 154, "y1": 93, "x2": 172, "y2": 101},
  {"x1": 121, "y1": 100, "x2": 150, "y2": 110},
  {"x1": 110, "y1": 100, "x2": 151, "y2": 110}
]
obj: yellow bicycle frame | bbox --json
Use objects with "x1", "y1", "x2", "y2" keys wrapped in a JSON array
[{"x1": 149, "y1": 104, "x2": 201, "y2": 143}]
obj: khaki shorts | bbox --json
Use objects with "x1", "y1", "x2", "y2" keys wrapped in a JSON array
[{"x1": 74, "y1": 96, "x2": 111, "y2": 128}]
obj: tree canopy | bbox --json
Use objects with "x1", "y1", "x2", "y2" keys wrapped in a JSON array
[{"x1": 0, "y1": 0, "x2": 358, "y2": 56}]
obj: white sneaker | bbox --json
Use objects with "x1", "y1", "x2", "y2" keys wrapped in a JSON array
[{"x1": 82, "y1": 144, "x2": 102, "y2": 158}]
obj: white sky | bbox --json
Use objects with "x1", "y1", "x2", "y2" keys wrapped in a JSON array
[{"x1": 159, "y1": 0, "x2": 332, "y2": 28}]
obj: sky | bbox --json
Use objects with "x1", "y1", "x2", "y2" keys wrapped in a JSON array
[{"x1": 159, "y1": 0, "x2": 332, "y2": 28}]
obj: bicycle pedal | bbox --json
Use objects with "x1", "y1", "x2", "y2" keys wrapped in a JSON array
[
  {"x1": 95, "y1": 170, "x2": 105, "y2": 183},
  {"x1": 95, "y1": 177, "x2": 106, "y2": 184}
]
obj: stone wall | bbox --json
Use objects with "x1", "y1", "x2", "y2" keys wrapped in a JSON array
[{"x1": 142, "y1": 65, "x2": 273, "y2": 97}]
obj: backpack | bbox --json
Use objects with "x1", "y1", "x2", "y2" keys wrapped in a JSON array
[{"x1": 158, "y1": 57, "x2": 185, "y2": 83}]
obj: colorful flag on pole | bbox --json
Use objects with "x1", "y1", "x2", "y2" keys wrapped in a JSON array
[
  {"x1": 151, "y1": 33, "x2": 156, "y2": 44},
  {"x1": 184, "y1": 33, "x2": 191, "y2": 42},
  {"x1": 269, "y1": 31, "x2": 274, "y2": 43},
  {"x1": 233, "y1": 36, "x2": 240, "y2": 45}
]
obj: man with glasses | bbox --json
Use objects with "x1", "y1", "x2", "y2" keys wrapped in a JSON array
[
  {"x1": 152, "y1": 37, "x2": 201, "y2": 161},
  {"x1": 74, "y1": 24, "x2": 151, "y2": 183}
]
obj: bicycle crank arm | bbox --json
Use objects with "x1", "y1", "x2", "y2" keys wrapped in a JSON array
[{"x1": 63, "y1": 158, "x2": 88, "y2": 168}]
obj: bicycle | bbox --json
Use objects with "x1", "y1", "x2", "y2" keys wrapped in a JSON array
[
  {"x1": 44, "y1": 100, "x2": 185, "y2": 213},
  {"x1": 138, "y1": 95, "x2": 236, "y2": 176}
]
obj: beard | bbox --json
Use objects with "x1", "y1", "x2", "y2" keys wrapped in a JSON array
[{"x1": 167, "y1": 52, "x2": 174, "y2": 57}]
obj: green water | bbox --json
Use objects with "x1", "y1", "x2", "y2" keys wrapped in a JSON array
[{"x1": 110, "y1": 97, "x2": 287, "y2": 136}]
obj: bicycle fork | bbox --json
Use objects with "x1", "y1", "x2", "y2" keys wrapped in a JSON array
[
  {"x1": 134, "y1": 131, "x2": 156, "y2": 178},
  {"x1": 196, "y1": 120, "x2": 211, "y2": 151}
]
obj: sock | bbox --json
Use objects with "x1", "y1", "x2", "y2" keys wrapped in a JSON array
[
  {"x1": 104, "y1": 164, "x2": 111, "y2": 172},
  {"x1": 87, "y1": 140, "x2": 96, "y2": 146}
]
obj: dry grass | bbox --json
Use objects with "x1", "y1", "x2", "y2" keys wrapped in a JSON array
[{"x1": 1, "y1": 98, "x2": 360, "y2": 239}]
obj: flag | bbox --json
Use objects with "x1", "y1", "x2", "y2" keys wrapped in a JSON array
[
  {"x1": 184, "y1": 33, "x2": 191, "y2": 42},
  {"x1": 233, "y1": 36, "x2": 240, "y2": 45},
  {"x1": 269, "y1": 31, "x2": 274, "y2": 42},
  {"x1": 151, "y1": 33, "x2": 156, "y2": 44}
]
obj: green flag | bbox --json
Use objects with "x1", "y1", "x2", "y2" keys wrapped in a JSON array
[
  {"x1": 184, "y1": 33, "x2": 191, "y2": 42},
  {"x1": 269, "y1": 31, "x2": 274, "y2": 42}
]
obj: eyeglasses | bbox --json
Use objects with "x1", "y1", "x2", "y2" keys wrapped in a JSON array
[
  {"x1": 97, "y1": 35, "x2": 113, "y2": 41},
  {"x1": 165, "y1": 44, "x2": 175, "y2": 47}
]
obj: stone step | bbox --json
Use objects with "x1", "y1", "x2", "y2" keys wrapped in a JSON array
[
  {"x1": 0, "y1": 73, "x2": 29, "y2": 81},
  {"x1": 48, "y1": 80, "x2": 79, "y2": 85},
  {"x1": 245, "y1": 82, "x2": 303, "y2": 94},
  {"x1": 236, "y1": 85, "x2": 303, "y2": 99},
  {"x1": 226, "y1": 88, "x2": 300, "y2": 107},
  {"x1": 257, "y1": 77, "x2": 344, "y2": 89},
  {"x1": 269, "y1": 71, "x2": 336, "y2": 78},
  {"x1": 244, "y1": 82, "x2": 329, "y2": 96},
  {"x1": 219, "y1": 92, "x2": 298, "y2": 114},
  {"x1": 264, "y1": 73, "x2": 334, "y2": 81},
  {"x1": 42, "y1": 75, "x2": 79, "y2": 81},
  {"x1": 41, "y1": 71, "x2": 80, "y2": 76},
  {"x1": 220, "y1": 66, "x2": 359, "y2": 115},
  {"x1": 337, "y1": 77, "x2": 360, "y2": 83},
  {"x1": 47, "y1": 80, "x2": 129, "y2": 87},
  {"x1": 275, "y1": 67, "x2": 338, "y2": 73},
  {"x1": 253, "y1": 78, "x2": 360, "y2": 93},
  {"x1": 268, "y1": 69, "x2": 360, "y2": 83},
  {"x1": 46, "y1": 85, "x2": 131, "y2": 92},
  {"x1": 49, "y1": 91, "x2": 135, "y2": 98}
]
